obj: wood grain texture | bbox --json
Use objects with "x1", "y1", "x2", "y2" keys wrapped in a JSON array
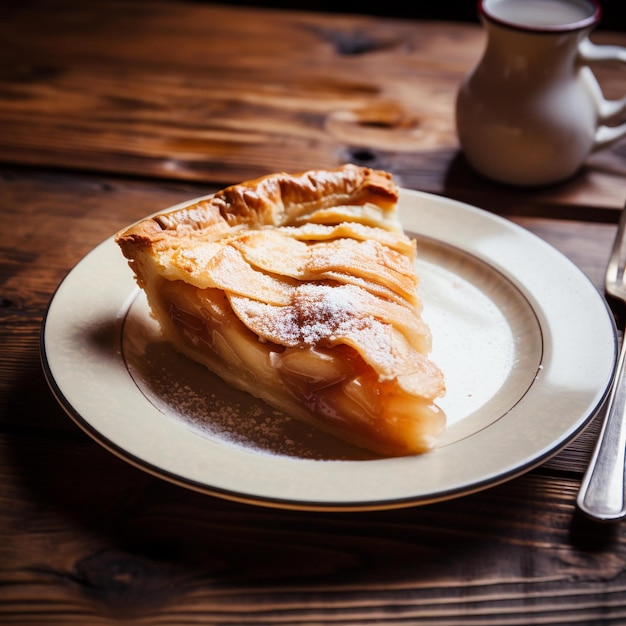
[
  {"x1": 0, "y1": 0, "x2": 624, "y2": 216},
  {"x1": 1, "y1": 165, "x2": 625, "y2": 624},
  {"x1": 1, "y1": 430, "x2": 626, "y2": 625},
  {"x1": 1, "y1": 1, "x2": 625, "y2": 620},
  {"x1": 0, "y1": 167, "x2": 214, "y2": 430}
]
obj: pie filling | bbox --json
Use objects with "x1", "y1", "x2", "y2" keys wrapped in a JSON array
[
  {"x1": 151, "y1": 278, "x2": 444, "y2": 456},
  {"x1": 116, "y1": 165, "x2": 446, "y2": 457}
]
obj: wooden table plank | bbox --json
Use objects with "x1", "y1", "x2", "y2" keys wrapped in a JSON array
[
  {"x1": 0, "y1": 0, "x2": 624, "y2": 216},
  {"x1": 2, "y1": 429, "x2": 626, "y2": 625},
  {"x1": 0, "y1": 167, "x2": 215, "y2": 432}
]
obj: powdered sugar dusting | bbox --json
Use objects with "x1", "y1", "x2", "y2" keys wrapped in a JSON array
[
  {"x1": 232, "y1": 283, "x2": 376, "y2": 342},
  {"x1": 230, "y1": 283, "x2": 400, "y2": 378},
  {"x1": 148, "y1": 374, "x2": 297, "y2": 454}
]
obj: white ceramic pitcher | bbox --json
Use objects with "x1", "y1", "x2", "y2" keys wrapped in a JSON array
[{"x1": 456, "y1": 0, "x2": 626, "y2": 186}]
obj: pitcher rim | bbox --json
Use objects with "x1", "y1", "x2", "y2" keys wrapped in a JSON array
[{"x1": 478, "y1": 0, "x2": 602, "y2": 33}]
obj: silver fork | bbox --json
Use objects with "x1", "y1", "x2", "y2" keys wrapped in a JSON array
[{"x1": 577, "y1": 202, "x2": 626, "y2": 522}]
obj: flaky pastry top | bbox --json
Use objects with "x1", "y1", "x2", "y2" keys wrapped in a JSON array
[
  {"x1": 117, "y1": 164, "x2": 400, "y2": 253},
  {"x1": 115, "y1": 165, "x2": 443, "y2": 399}
]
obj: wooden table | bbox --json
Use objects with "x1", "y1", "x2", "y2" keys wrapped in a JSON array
[{"x1": 2, "y1": 1, "x2": 626, "y2": 623}]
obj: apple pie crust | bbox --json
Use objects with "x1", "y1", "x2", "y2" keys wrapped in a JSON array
[{"x1": 116, "y1": 165, "x2": 445, "y2": 456}]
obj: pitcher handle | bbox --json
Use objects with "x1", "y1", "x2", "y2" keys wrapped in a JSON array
[{"x1": 578, "y1": 37, "x2": 626, "y2": 151}]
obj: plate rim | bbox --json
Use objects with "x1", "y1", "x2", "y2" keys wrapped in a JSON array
[{"x1": 40, "y1": 188, "x2": 618, "y2": 511}]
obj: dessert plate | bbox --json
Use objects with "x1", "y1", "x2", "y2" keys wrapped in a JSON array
[{"x1": 41, "y1": 189, "x2": 617, "y2": 511}]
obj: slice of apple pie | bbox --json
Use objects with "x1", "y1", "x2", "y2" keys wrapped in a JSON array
[{"x1": 116, "y1": 164, "x2": 445, "y2": 456}]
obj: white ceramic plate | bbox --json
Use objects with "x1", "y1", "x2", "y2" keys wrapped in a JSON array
[{"x1": 41, "y1": 189, "x2": 617, "y2": 511}]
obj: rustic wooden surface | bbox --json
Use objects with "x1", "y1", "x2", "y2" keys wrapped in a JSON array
[
  {"x1": 2, "y1": 0, "x2": 626, "y2": 624},
  {"x1": 1, "y1": 0, "x2": 625, "y2": 215}
]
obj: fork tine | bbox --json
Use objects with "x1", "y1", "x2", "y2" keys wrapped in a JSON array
[{"x1": 606, "y1": 203, "x2": 626, "y2": 294}]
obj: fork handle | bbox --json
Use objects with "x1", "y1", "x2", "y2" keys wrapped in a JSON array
[{"x1": 577, "y1": 338, "x2": 626, "y2": 521}]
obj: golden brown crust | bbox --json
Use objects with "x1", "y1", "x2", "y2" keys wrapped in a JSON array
[
  {"x1": 209, "y1": 163, "x2": 398, "y2": 228},
  {"x1": 116, "y1": 164, "x2": 399, "y2": 258}
]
